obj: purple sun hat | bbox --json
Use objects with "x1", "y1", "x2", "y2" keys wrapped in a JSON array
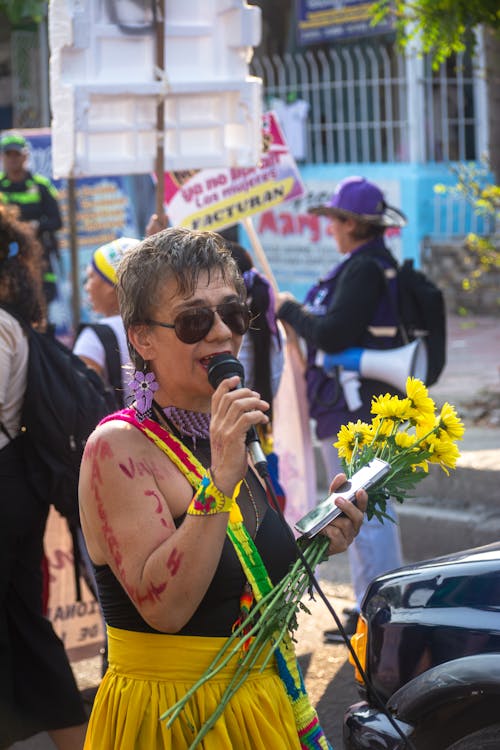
[{"x1": 308, "y1": 176, "x2": 407, "y2": 228}]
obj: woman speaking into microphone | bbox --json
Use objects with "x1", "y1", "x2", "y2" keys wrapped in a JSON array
[{"x1": 78, "y1": 227, "x2": 367, "y2": 750}]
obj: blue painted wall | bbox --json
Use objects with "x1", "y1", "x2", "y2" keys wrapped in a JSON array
[
  {"x1": 298, "y1": 161, "x2": 466, "y2": 267},
  {"x1": 240, "y1": 160, "x2": 479, "y2": 300}
]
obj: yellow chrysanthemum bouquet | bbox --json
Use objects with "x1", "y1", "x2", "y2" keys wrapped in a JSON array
[
  {"x1": 335, "y1": 376, "x2": 464, "y2": 523},
  {"x1": 160, "y1": 378, "x2": 464, "y2": 747}
]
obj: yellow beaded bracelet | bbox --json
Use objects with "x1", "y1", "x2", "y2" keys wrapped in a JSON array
[{"x1": 186, "y1": 473, "x2": 241, "y2": 516}]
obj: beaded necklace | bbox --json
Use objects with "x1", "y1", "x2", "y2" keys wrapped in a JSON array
[
  {"x1": 243, "y1": 478, "x2": 260, "y2": 536},
  {"x1": 161, "y1": 404, "x2": 211, "y2": 447}
]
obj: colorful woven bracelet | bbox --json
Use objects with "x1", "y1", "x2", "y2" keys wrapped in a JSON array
[{"x1": 187, "y1": 473, "x2": 240, "y2": 516}]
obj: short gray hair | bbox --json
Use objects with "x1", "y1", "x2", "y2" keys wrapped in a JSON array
[{"x1": 116, "y1": 227, "x2": 246, "y2": 367}]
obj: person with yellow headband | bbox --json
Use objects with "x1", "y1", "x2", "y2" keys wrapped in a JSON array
[
  {"x1": 73, "y1": 237, "x2": 139, "y2": 675},
  {"x1": 73, "y1": 237, "x2": 139, "y2": 406}
]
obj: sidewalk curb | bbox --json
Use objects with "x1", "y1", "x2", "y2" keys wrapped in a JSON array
[{"x1": 397, "y1": 502, "x2": 500, "y2": 562}]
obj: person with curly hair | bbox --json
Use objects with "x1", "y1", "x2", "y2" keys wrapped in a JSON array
[
  {"x1": 0, "y1": 132, "x2": 63, "y2": 307},
  {"x1": 0, "y1": 203, "x2": 87, "y2": 749}
]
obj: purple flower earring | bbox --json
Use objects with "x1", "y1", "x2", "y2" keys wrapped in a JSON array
[{"x1": 129, "y1": 367, "x2": 159, "y2": 421}]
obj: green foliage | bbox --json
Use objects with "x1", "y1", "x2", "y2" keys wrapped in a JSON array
[
  {"x1": 372, "y1": 0, "x2": 500, "y2": 67},
  {"x1": 0, "y1": 0, "x2": 47, "y2": 25},
  {"x1": 434, "y1": 159, "x2": 500, "y2": 294}
]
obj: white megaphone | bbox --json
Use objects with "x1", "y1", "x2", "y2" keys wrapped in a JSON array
[{"x1": 319, "y1": 338, "x2": 428, "y2": 393}]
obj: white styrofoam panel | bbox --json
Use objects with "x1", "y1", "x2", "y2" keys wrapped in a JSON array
[{"x1": 49, "y1": 0, "x2": 262, "y2": 177}]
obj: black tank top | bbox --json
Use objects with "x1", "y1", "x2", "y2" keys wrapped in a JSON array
[{"x1": 94, "y1": 436, "x2": 298, "y2": 636}]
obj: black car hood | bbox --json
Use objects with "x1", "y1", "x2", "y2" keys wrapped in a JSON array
[{"x1": 366, "y1": 541, "x2": 500, "y2": 594}]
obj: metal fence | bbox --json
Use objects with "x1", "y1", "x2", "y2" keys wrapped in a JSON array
[
  {"x1": 9, "y1": 23, "x2": 50, "y2": 128},
  {"x1": 10, "y1": 30, "x2": 42, "y2": 127},
  {"x1": 252, "y1": 42, "x2": 479, "y2": 166},
  {"x1": 433, "y1": 194, "x2": 496, "y2": 238},
  {"x1": 422, "y1": 54, "x2": 477, "y2": 163},
  {"x1": 8, "y1": 29, "x2": 480, "y2": 167}
]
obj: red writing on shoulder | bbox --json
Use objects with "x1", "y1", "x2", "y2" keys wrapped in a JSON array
[
  {"x1": 86, "y1": 437, "x2": 172, "y2": 611},
  {"x1": 83, "y1": 436, "x2": 113, "y2": 463},
  {"x1": 83, "y1": 436, "x2": 114, "y2": 487},
  {"x1": 119, "y1": 457, "x2": 166, "y2": 480}
]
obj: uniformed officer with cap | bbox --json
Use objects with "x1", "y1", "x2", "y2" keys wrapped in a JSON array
[{"x1": 0, "y1": 131, "x2": 63, "y2": 307}]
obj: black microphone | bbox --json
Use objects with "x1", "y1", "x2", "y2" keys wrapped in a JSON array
[{"x1": 207, "y1": 353, "x2": 268, "y2": 476}]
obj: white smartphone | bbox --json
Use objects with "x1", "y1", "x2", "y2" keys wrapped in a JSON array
[{"x1": 294, "y1": 457, "x2": 391, "y2": 538}]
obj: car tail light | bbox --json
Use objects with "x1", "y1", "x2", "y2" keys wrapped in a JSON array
[{"x1": 348, "y1": 615, "x2": 368, "y2": 684}]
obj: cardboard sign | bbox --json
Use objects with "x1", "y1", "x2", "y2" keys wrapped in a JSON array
[
  {"x1": 164, "y1": 112, "x2": 305, "y2": 232},
  {"x1": 274, "y1": 340, "x2": 318, "y2": 531},
  {"x1": 44, "y1": 508, "x2": 104, "y2": 662}
]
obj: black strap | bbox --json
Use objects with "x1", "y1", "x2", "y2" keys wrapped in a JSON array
[
  {"x1": 68, "y1": 521, "x2": 83, "y2": 602},
  {"x1": 1, "y1": 421, "x2": 13, "y2": 441},
  {"x1": 371, "y1": 258, "x2": 409, "y2": 344},
  {"x1": 77, "y1": 323, "x2": 124, "y2": 407}
]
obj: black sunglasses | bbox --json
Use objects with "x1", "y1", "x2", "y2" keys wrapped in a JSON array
[{"x1": 145, "y1": 299, "x2": 251, "y2": 344}]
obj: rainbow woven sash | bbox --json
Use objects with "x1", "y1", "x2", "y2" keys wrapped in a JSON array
[{"x1": 101, "y1": 408, "x2": 332, "y2": 750}]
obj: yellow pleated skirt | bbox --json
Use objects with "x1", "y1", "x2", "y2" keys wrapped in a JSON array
[{"x1": 84, "y1": 625, "x2": 301, "y2": 749}]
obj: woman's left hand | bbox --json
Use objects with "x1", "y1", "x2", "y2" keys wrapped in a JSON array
[{"x1": 320, "y1": 473, "x2": 367, "y2": 556}]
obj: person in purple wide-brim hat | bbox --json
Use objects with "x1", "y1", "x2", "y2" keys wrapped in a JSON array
[
  {"x1": 308, "y1": 175, "x2": 407, "y2": 228},
  {"x1": 275, "y1": 175, "x2": 406, "y2": 643}
]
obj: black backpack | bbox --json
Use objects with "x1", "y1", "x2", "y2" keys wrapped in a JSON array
[
  {"x1": 378, "y1": 259, "x2": 447, "y2": 387},
  {"x1": 1, "y1": 311, "x2": 121, "y2": 599},
  {"x1": 76, "y1": 322, "x2": 125, "y2": 408},
  {"x1": 1, "y1": 311, "x2": 119, "y2": 524}
]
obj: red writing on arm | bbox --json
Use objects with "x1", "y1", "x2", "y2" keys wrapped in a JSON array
[
  {"x1": 94, "y1": 479, "x2": 159, "y2": 605},
  {"x1": 83, "y1": 436, "x2": 113, "y2": 463},
  {"x1": 136, "y1": 580, "x2": 167, "y2": 606},
  {"x1": 144, "y1": 488, "x2": 174, "y2": 530},
  {"x1": 89, "y1": 442, "x2": 170, "y2": 607},
  {"x1": 167, "y1": 548, "x2": 183, "y2": 577},
  {"x1": 144, "y1": 490, "x2": 175, "y2": 531},
  {"x1": 145, "y1": 488, "x2": 163, "y2": 513},
  {"x1": 86, "y1": 437, "x2": 129, "y2": 589}
]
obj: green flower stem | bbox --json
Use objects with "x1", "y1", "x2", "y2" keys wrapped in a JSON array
[
  {"x1": 161, "y1": 535, "x2": 327, "y2": 736},
  {"x1": 260, "y1": 538, "x2": 329, "y2": 671},
  {"x1": 196, "y1": 537, "x2": 328, "y2": 740},
  {"x1": 161, "y1": 581, "x2": 289, "y2": 726},
  {"x1": 408, "y1": 425, "x2": 439, "y2": 449},
  {"x1": 348, "y1": 434, "x2": 364, "y2": 475},
  {"x1": 162, "y1": 560, "x2": 303, "y2": 725},
  {"x1": 186, "y1": 630, "x2": 276, "y2": 749}
]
